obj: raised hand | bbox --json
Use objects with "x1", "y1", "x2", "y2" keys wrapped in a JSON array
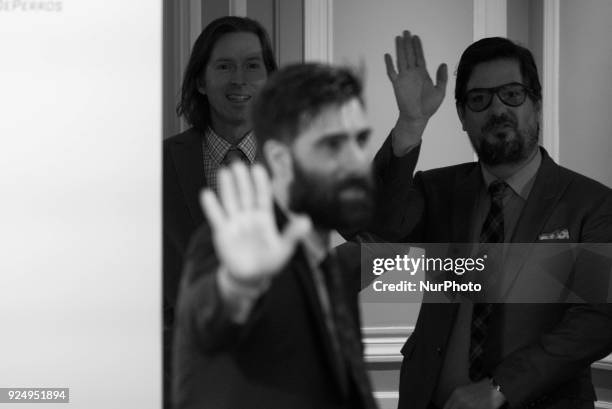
[
  {"x1": 384, "y1": 30, "x2": 448, "y2": 154},
  {"x1": 201, "y1": 162, "x2": 311, "y2": 292}
]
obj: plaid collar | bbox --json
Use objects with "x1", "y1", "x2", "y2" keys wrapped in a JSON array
[{"x1": 205, "y1": 127, "x2": 257, "y2": 165}]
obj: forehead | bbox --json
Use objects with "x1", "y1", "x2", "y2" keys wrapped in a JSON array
[
  {"x1": 295, "y1": 98, "x2": 368, "y2": 144},
  {"x1": 209, "y1": 31, "x2": 263, "y2": 61},
  {"x1": 467, "y1": 58, "x2": 523, "y2": 90}
]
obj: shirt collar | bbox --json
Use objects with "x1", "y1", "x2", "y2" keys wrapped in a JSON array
[
  {"x1": 204, "y1": 127, "x2": 258, "y2": 165},
  {"x1": 481, "y1": 147, "x2": 541, "y2": 200},
  {"x1": 274, "y1": 202, "x2": 328, "y2": 267}
]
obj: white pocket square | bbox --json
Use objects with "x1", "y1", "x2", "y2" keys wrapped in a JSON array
[{"x1": 538, "y1": 228, "x2": 570, "y2": 240}]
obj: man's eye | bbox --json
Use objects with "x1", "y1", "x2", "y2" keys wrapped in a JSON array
[
  {"x1": 246, "y1": 62, "x2": 263, "y2": 70},
  {"x1": 356, "y1": 132, "x2": 370, "y2": 147},
  {"x1": 469, "y1": 93, "x2": 486, "y2": 104},
  {"x1": 504, "y1": 90, "x2": 520, "y2": 98},
  {"x1": 323, "y1": 138, "x2": 341, "y2": 151}
]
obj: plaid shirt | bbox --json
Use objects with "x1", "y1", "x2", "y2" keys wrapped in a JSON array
[{"x1": 202, "y1": 127, "x2": 257, "y2": 193}]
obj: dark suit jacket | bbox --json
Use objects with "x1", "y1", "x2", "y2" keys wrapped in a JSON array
[
  {"x1": 163, "y1": 127, "x2": 207, "y2": 407},
  {"x1": 172, "y1": 219, "x2": 375, "y2": 409},
  {"x1": 375, "y1": 146, "x2": 612, "y2": 409},
  {"x1": 164, "y1": 127, "x2": 207, "y2": 323}
]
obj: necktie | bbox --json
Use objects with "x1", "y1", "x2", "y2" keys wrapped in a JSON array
[
  {"x1": 321, "y1": 252, "x2": 377, "y2": 409},
  {"x1": 222, "y1": 147, "x2": 249, "y2": 166},
  {"x1": 469, "y1": 180, "x2": 507, "y2": 381}
]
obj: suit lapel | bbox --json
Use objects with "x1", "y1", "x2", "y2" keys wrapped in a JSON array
[
  {"x1": 500, "y1": 149, "x2": 569, "y2": 298},
  {"x1": 452, "y1": 164, "x2": 482, "y2": 244},
  {"x1": 170, "y1": 128, "x2": 206, "y2": 225}
]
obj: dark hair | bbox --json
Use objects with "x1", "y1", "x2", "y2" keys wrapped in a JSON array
[
  {"x1": 176, "y1": 16, "x2": 277, "y2": 131},
  {"x1": 252, "y1": 63, "x2": 363, "y2": 145},
  {"x1": 455, "y1": 37, "x2": 542, "y2": 107}
]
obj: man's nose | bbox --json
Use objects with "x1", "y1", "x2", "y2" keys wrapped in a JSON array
[
  {"x1": 342, "y1": 140, "x2": 369, "y2": 173},
  {"x1": 488, "y1": 92, "x2": 508, "y2": 115},
  {"x1": 230, "y1": 67, "x2": 246, "y2": 84}
]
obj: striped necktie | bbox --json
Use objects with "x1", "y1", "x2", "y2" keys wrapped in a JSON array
[{"x1": 469, "y1": 180, "x2": 507, "y2": 381}]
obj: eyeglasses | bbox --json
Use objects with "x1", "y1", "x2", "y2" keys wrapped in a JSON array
[{"x1": 464, "y1": 82, "x2": 534, "y2": 112}]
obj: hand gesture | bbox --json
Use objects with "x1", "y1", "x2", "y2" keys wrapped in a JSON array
[
  {"x1": 201, "y1": 163, "x2": 311, "y2": 290},
  {"x1": 384, "y1": 31, "x2": 448, "y2": 153},
  {"x1": 385, "y1": 30, "x2": 448, "y2": 123},
  {"x1": 443, "y1": 379, "x2": 506, "y2": 409}
]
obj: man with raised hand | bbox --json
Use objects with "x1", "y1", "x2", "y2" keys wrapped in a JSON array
[
  {"x1": 172, "y1": 64, "x2": 380, "y2": 409},
  {"x1": 379, "y1": 34, "x2": 612, "y2": 409}
]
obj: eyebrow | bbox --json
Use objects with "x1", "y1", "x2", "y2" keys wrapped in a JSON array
[
  {"x1": 210, "y1": 53, "x2": 264, "y2": 64},
  {"x1": 315, "y1": 128, "x2": 371, "y2": 145}
]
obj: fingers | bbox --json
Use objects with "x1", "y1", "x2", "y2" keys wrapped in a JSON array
[
  {"x1": 200, "y1": 189, "x2": 225, "y2": 231},
  {"x1": 233, "y1": 162, "x2": 254, "y2": 209},
  {"x1": 217, "y1": 162, "x2": 272, "y2": 215},
  {"x1": 435, "y1": 63, "x2": 449, "y2": 93},
  {"x1": 393, "y1": 30, "x2": 425, "y2": 73},
  {"x1": 402, "y1": 30, "x2": 416, "y2": 69},
  {"x1": 413, "y1": 35, "x2": 426, "y2": 69},
  {"x1": 395, "y1": 34, "x2": 406, "y2": 73},
  {"x1": 384, "y1": 53, "x2": 397, "y2": 81},
  {"x1": 218, "y1": 167, "x2": 239, "y2": 216},
  {"x1": 252, "y1": 164, "x2": 272, "y2": 210}
]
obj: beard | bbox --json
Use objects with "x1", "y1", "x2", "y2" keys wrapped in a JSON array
[
  {"x1": 288, "y1": 161, "x2": 375, "y2": 231},
  {"x1": 470, "y1": 112, "x2": 539, "y2": 166}
]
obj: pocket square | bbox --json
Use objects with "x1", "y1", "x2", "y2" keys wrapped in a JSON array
[{"x1": 538, "y1": 228, "x2": 569, "y2": 240}]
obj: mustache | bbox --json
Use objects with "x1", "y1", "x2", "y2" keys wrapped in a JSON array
[
  {"x1": 336, "y1": 175, "x2": 374, "y2": 193},
  {"x1": 482, "y1": 113, "x2": 518, "y2": 133}
]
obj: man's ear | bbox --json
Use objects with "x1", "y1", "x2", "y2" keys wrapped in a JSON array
[
  {"x1": 534, "y1": 99, "x2": 542, "y2": 117},
  {"x1": 197, "y1": 77, "x2": 206, "y2": 96},
  {"x1": 456, "y1": 102, "x2": 467, "y2": 131},
  {"x1": 263, "y1": 139, "x2": 293, "y2": 182}
]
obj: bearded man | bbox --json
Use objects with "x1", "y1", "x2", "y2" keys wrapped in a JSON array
[
  {"x1": 378, "y1": 34, "x2": 612, "y2": 409},
  {"x1": 171, "y1": 63, "x2": 381, "y2": 409}
]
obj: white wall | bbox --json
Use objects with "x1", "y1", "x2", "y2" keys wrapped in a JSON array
[
  {"x1": 332, "y1": 0, "x2": 475, "y2": 171},
  {"x1": 0, "y1": 1, "x2": 161, "y2": 408},
  {"x1": 559, "y1": 0, "x2": 612, "y2": 187}
]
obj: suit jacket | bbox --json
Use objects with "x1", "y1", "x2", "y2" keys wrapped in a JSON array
[
  {"x1": 172, "y1": 219, "x2": 377, "y2": 409},
  {"x1": 374, "y1": 146, "x2": 612, "y2": 409},
  {"x1": 164, "y1": 127, "x2": 207, "y2": 322},
  {"x1": 163, "y1": 127, "x2": 207, "y2": 408}
]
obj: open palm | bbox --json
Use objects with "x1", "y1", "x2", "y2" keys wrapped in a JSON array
[
  {"x1": 384, "y1": 30, "x2": 448, "y2": 123},
  {"x1": 201, "y1": 163, "x2": 311, "y2": 287}
]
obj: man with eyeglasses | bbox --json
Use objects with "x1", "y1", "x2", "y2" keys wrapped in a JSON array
[{"x1": 375, "y1": 35, "x2": 612, "y2": 409}]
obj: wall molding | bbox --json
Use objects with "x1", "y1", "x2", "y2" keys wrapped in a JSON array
[
  {"x1": 542, "y1": 0, "x2": 560, "y2": 162},
  {"x1": 363, "y1": 325, "x2": 612, "y2": 370},
  {"x1": 303, "y1": 0, "x2": 333, "y2": 63},
  {"x1": 363, "y1": 326, "x2": 413, "y2": 363}
]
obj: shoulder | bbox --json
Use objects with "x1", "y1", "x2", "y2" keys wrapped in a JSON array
[
  {"x1": 556, "y1": 164, "x2": 612, "y2": 199},
  {"x1": 164, "y1": 127, "x2": 202, "y2": 151},
  {"x1": 417, "y1": 161, "x2": 477, "y2": 188}
]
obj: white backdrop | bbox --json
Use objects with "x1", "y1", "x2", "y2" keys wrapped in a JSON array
[{"x1": 0, "y1": 1, "x2": 161, "y2": 408}]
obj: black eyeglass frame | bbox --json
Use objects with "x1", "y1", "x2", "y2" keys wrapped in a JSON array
[{"x1": 462, "y1": 82, "x2": 536, "y2": 112}]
